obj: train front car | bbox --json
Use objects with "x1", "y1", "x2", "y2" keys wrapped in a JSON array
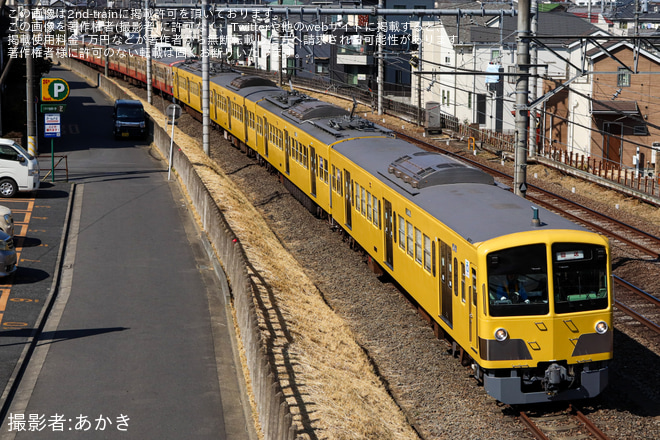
[{"x1": 477, "y1": 229, "x2": 612, "y2": 404}]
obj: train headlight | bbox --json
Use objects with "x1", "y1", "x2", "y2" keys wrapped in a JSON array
[
  {"x1": 595, "y1": 321, "x2": 608, "y2": 335},
  {"x1": 494, "y1": 328, "x2": 509, "y2": 341}
]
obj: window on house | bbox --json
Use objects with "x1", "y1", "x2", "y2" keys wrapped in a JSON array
[{"x1": 617, "y1": 67, "x2": 631, "y2": 87}]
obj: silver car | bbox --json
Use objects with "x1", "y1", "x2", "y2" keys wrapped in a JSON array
[
  {"x1": 0, "y1": 230, "x2": 17, "y2": 277},
  {"x1": 0, "y1": 205, "x2": 14, "y2": 237}
]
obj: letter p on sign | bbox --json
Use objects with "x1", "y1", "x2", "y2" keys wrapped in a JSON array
[{"x1": 41, "y1": 78, "x2": 70, "y2": 102}]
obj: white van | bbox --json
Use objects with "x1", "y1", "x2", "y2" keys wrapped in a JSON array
[{"x1": 0, "y1": 138, "x2": 40, "y2": 197}]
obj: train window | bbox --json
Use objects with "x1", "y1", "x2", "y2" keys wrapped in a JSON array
[
  {"x1": 422, "y1": 238, "x2": 432, "y2": 271},
  {"x1": 373, "y1": 196, "x2": 379, "y2": 228},
  {"x1": 461, "y1": 262, "x2": 466, "y2": 302},
  {"x1": 552, "y1": 243, "x2": 608, "y2": 314},
  {"x1": 487, "y1": 244, "x2": 549, "y2": 317},
  {"x1": 257, "y1": 117, "x2": 263, "y2": 135},
  {"x1": 406, "y1": 222, "x2": 414, "y2": 257},
  {"x1": 453, "y1": 258, "x2": 458, "y2": 295},
  {"x1": 355, "y1": 183, "x2": 361, "y2": 212},
  {"x1": 472, "y1": 269, "x2": 477, "y2": 306},
  {"x1": 303, "y1": 146, "x2": 308, "y2": 168},
  {"x1": 321, "y1": 157, "x2": 329, "y2": 183},
  {"x1": 366, "y1": 192, "x2": 372, "y2": 221},
  {"x1": 398, "y1": 215, "x2": 405, "y2": 250},
  {"x1": 414, "y1": 228, "x2": 422, "y2": 264},
  {"x1": 360, "y1": 187, "x2": 366, "y2": 215}
]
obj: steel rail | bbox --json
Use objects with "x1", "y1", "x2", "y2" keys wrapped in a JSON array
[
  {"x1": 570, "y1": 405, "x2": 612, "y2": 440},
  {"x1": 517, "y1": 411, "x2": 550, "y2": 440},
  {"x1": 614, "y1": 299, "x2": 660, "y2": 335},
  {"x1": 614, "y1": 276, "x2": 660, "y2": 308}
]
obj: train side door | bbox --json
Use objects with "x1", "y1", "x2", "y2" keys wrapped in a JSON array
[
  {"x1": 383, "y1": 198, "x2": 394, "y2": 269},
  {"x1": 439, "y1": 240, "x2": 453, "y2": 326},
  {"x1": 263, "y1": 117, "x2": 269, "y2": 157},
  {"x1": 344, "y1": 169, "x2": 352, "y2": 229},
  {"x1": 469, "y1": 267, "x2": 479, "y2": 354},
  {"x1": 284, "y1": 130, "x2": 291, "y2": 174},
  {"x1": 244, "y1": 106, "x2": 249, "y2": 144},
  {"x1": 227, "y1": 99, "x2": 232, "y2": 130},
  {"x1": 309, "y1": 147, "x2": 317, "y2": 196}
]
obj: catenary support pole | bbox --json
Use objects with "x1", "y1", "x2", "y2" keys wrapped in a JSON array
[
  {"x1": 26, "y1": 0, "x2": 36, "y2": 156},
  {"x1": 377, "y1": 0, "x2": 383, "y2": 115},
  {"x1": 202, "y1": 0, "x2": 209, "y2": 155},
  {"x1": 145, "y1": 0, "x2": 152, "y2": 105},
  {"x1": 514, "y1": 0, "x2": 531, "y2": 197}
]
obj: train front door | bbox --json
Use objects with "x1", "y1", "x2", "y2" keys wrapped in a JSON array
[
  {"x1": 383, "y1": 198, "x2": 393, "y2": 269},
  {"x1": 439, "y1": 240, "x2": 452, "y2": 326},
  {"x1": 344, "y1": 170, "x2": 352, "y2": 229}
]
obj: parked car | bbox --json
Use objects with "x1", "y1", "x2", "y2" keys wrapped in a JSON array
[
  {"x1": 113, "y1": 99, "x2": 147, "y2": 140},
  {"x1": 0, "y1": 230, "x2": 17, "y2": 278},
  {"x1": 0, "y1": 205, "x2": 14, "y2": 238},
  {"x1": 0, "y1": 138, "x2": 40, "y2": 198}
]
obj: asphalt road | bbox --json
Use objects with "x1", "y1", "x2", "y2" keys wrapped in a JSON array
[{"x1": 0, "y1": 66, "x2": 253, "y2": 439}]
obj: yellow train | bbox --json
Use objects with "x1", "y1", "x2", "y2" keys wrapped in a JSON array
[{"x1": 72, "y1": 44, "x2": 613, "y2": 404}]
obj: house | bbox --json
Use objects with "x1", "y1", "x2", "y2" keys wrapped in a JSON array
[
  {"x1": 413, "y1": 5, "x2": 603, "y2": 144},
  {"x1": 578, "y1": 41, "x2": 660, "y2": 172}
]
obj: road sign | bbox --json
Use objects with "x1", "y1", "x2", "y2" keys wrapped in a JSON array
[
  {"x1": 44, "y1": 124, "x2": 61, "y2": 138},
  {"x1": 166, "y1": 104, "x2": 182, "y2": 120},
  {"x1": 44, "y1": 113, "x2": 61, "y2": 124},
  {"x1": 44, "y1": 113, "x2": 61, "y2": 138},
  {"x1": 40, "y1": 104, "x2": 67, "y2": 113},
  {"x1": 41, "y1": 78, "x2": 70, "y2": 102}
]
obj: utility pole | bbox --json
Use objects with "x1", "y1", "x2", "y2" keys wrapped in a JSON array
[
  {"x1": 26, "y1": 0, "x2": 36, "y2": 156},
  {"x1": 529, "y1": 0, "x2": 538, "y2": 156},
  {"x1": 144, "y1": 0, "x2": 152, "y2": 105},
  {"x1": 416, "y1": 17, "x2": 422, "y2": 126},
  {"x1": 514, "y1": 0, "x2": 531, "y2": 197},
  {"x1": 377, "y1": 0, "x2": 383, "y2": 115},
  {"x1": 202, "y1": 0, "x2": 209, "y2": 155}
]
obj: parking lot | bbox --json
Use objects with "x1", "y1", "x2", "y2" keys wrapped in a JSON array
[{"x1": 0, "y1": 182, "x2": 71, "y2": 405}]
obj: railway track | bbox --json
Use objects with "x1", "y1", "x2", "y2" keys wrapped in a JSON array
[
  {"x1": 395, "y1": 131, "x2": 660, "y2": 260},
  {"x1": 613, "y1": 276, "x2": 660, "y2": 337},
  {"x1": 517, "y1": 405, "x2": 611, "y2": 440}
]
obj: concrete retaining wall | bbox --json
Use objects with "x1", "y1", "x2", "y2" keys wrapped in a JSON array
[{"x1": 57, "y1": 57, "x2": 296, "y2": 440}]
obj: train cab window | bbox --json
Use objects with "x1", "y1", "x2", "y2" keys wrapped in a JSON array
[
  {"x1": 487, "y1": 244, "x2": 549, "y2": 317},
  {"x1": 552, "y1": 243, "x2": 608, "y2": 314}
]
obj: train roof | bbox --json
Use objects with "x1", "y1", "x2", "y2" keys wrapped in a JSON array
[
  {"x1": 333, "y1": 137, "x2": 585, "y2": 244},
  {"x1": 257, "y1": 91, "x2": 393, "y2": 146}
]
